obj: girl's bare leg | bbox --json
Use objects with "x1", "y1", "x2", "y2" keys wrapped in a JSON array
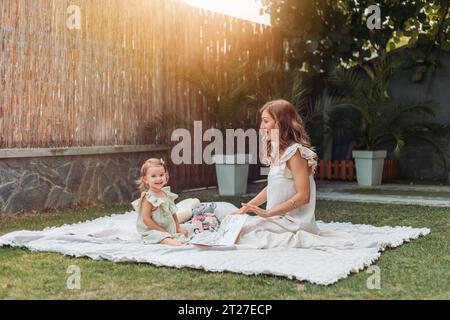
[{"x1": 160, "y1": 238, "x2": 187, "y2": 246}]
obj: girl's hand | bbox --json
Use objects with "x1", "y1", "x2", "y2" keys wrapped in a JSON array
[
  {"x1": 240, "y1": 203, "x2": 272, "y2": 218},
  {"x1": 177, "y1": 227, "x2": 189, "y2": 238}
]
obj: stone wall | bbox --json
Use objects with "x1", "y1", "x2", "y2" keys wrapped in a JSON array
[{"x1": 0, "y1": 151, "x2": 167, "y2": 214}]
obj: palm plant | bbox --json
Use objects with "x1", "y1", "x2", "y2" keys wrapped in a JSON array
[
  {"x1": 146, "y1": 111, "x2": 193, "y2": 145},
  {"x1": 179, "y1": 52, "x2": 263, "y2": 195},
  {"x1": 325, "y1": 58, "x2": 449, "y2": 172},
  {"x1": 148, "y1": 52, "x2": 259, "y2": 148},
  {"x1": 182, "y1": 52, "x2": 259, "y2": 132},
  {"x1": 253, "y1": 64, "x2": 333, "y2": 159},
  {"x1": 252, "y1": 63, "x2": 316, "y2": 121}
]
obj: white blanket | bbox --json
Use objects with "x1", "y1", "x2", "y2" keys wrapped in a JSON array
[{"x1": 0, "y1": 205, "x2": 430, "y2": 285}]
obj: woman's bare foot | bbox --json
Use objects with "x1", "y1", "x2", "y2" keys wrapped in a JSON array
[{"x1": 160, "y1": 238, "x2": 187, "y2": 246}]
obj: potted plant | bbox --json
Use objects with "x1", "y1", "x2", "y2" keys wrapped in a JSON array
[
  {"x1": 183, "y1": 53, "x2": 259, "y2": 195},
  {"x1": 326, "y1": 58, "x2": 449, "y2": 186}
]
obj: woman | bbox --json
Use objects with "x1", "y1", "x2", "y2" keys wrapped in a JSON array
[{"x1": 234, "y1": 99, "x2": 355, "y2": 249}]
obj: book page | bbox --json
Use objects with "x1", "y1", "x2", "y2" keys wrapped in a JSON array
[{"x1": 188, "y1": 214, "x2": 248, "y2": 246}]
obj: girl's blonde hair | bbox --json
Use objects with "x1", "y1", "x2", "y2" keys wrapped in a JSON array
[
  {"x1": 136, "y1": 158, "x2": 169, "y2": 192},
  {"x1": 259, "y1": 99, "x2": 315, "y2": 164}
]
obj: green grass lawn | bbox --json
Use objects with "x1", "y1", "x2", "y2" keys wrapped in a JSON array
[{"x1": 0, "y1": 196, "x2": 449, "y2": 300}]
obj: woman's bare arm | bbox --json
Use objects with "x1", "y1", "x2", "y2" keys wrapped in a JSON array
[
  {"x1": 247, "y1": 185, "x2": 267, "y2": 207},
  {"x1": 141, "y1": 199, "x2": 169, "y2": 233}
]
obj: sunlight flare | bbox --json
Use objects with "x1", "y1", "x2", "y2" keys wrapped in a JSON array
[{"x1": 184, "y1": 0, "x2": 270, "y2": 25}]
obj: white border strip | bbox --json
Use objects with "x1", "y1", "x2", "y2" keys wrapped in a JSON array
[{"x1": 0, "y1": 144, "x2": 170, "y2": 159}]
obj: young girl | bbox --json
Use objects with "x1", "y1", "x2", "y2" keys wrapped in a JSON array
[
  {"x1": 131, "y1": 158, "x2": 190, "y2": 246},
  {"x1": 234, "y1": 99, "x2": 355, "y2": 249}
]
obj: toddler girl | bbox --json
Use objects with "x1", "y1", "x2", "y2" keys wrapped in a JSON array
[{"x1": 131, "y1": 158, "x2": 190, "y2": 246}]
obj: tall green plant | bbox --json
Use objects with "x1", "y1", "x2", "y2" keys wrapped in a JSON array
[
  {"x1": 326, "y1": 58, "x2": 450, "y2": 171},
  {"x1": 182, "y1": 53, "x2": 259, "y2": 132},
  {"x1": 252, "y1": 63, "x2": 326, "y2": 128},
  {"x1": 252, "y1": 63, "x2": 331, "y2": 158},
  {"x1": 146, "y1": 111, "x2": 193, "y2": 145}
]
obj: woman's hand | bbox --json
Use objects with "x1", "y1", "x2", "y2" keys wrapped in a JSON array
[
  {"x1": 177, "y1": 227, "x2": 189, "y2": 238},
  {"x1": 239, "y1": 203, "x2": 272, "y2": 218},
  {"x1": 232, "y1": 204, "x2": 250, "y2": 215}
]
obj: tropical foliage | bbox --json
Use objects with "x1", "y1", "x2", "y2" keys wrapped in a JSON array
[
  {"x1": 183, "y1": 53, "x2": 259, "y2": 132},
  {"x1": 324, "y1": 58, "x2": 449, "y2": 170},
  {"x1": 262, "y1": 0, "x2": 450, "y2": 79}
]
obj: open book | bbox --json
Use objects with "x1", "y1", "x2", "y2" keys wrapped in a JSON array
[{"x1": 188, "y1": 214, "x2": 248, "y2": 246}]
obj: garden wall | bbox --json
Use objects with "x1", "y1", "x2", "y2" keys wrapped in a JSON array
[
  {"x1": 0, "y1": 146, "x2": 168, "y2": 213},
  {"x1": 0, "y1": 0, "x2": 281, "y2": 212}
]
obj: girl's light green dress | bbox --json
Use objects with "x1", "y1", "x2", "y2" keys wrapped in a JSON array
[{"x1": 131, "y1": 186, "x2": 187, "y2": 244}]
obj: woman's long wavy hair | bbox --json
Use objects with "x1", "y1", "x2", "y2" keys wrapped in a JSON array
[
  {"x1": 259, "y1": 99, "x2": 314, "y2": 164},
  {"x1": 136, "y1": 158, "x2": 169, "y2": 192}
]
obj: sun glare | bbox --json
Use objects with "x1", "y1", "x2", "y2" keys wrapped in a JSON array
[{"x1": 184, "y1": 0, "x2": 271, "y2": 25}]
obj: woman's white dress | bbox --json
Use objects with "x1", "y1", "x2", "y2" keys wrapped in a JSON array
[{"x1": 236, "y1": 143, "x2": 356, "y2": 249}]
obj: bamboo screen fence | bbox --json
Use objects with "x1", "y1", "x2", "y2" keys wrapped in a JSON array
[{"x1": 0, "y1": 0, "x2": 282, "y2": 190}]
